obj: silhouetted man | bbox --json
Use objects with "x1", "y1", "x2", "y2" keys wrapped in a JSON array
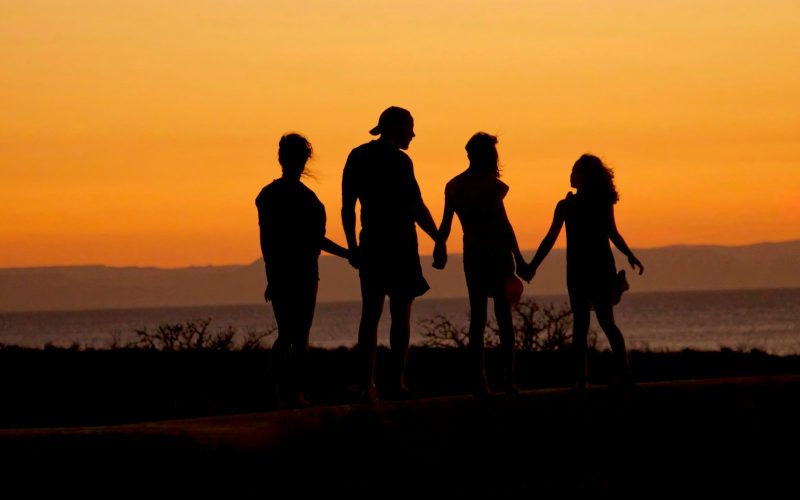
[{"x1": 342, "y1": 106, "x2": 438, "y2": 402}]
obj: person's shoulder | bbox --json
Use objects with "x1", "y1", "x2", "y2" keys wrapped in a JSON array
[
  {"x1": 445, "y1": 170, "x2": 470, "y2": 195},
  {"x1": 555, "y1": 192, "x2": 573, "y2": 212},
  {"x1": 344, "y1": 141, "x2": 377, "y2": 170},
  {"x1": 389, "y1": 145, "x2": 412, "y2": 167},
  {"x1": 495, "y1": 178, "x2": 510, "y2": 197},
  {"x1": 300, "y1": 184, "x2": 325, "y2": 218},
  {"x1": 447, "y1": 169, "x2": 470, "y2": 185},
  {"x1": 255, "y1": 179, "x2": 280, "y2": 206},
  {"x1": 350, "y1": 141, "x2": 374, "y2": 154},
  {"x1": 299, "y1": 181, "x2": 323, "y2": 202}
]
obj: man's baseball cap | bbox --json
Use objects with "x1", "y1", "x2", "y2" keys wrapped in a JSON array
[{"x1": 369, "y1": 106, "x2": 413, "y2": 135}]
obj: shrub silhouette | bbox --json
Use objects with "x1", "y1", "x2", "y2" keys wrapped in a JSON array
[
  {"x1": 420, "y1": 296, "x2": 597, "y2": 352},
  {"x1": 130, "y1": 318, "x2": 275, "y2": 351}
]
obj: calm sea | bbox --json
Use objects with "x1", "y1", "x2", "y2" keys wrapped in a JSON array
[{"x1": 1, "y1": 288, "x2": 799, "y2": 354}]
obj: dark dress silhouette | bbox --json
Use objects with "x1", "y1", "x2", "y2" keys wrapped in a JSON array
[
  {"x1": 434, "y1": 132, "x2": 526, "y2": 397},
  {"x1": 526, "y1": 154, "x2": 644, "y2": 392},
  {"x1": 342, "y1": 106, "x2": 438, "y2": 402},
  {"x1": 257, "y1": 133, "x2": 348, "y2": 408}
]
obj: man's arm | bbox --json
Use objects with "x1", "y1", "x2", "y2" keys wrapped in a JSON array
[
  {"x1": 341, "y1": 153, "x2": 360, "y2": 269},
  {"x1": 409, "y1": 162, "x2": 438, "y2": 241},
  {"x1": 432, "y1": 198, "x2": 454, "y2": 270},
  {"x1": 416, "y1": 200, "x2": 438, "y2": 241}
]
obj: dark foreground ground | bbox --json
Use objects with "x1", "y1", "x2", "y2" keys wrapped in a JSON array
[{"x1": 0, "y1": 348, "x2": 799, "y2": 497}]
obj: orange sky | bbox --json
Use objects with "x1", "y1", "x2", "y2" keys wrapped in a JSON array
[{"x1": 2, "y1": 1, "x2": 799, "y2": 267}]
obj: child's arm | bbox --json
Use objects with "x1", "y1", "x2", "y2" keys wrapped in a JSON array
[
  {"x1": 499, "y1": 203, "x2": 527, "y2": 278},
  {"x1": 432, "y1": 200, "x2": 455, "y2": 270},
  {"x1": 608, "y1": 205, "x2": 644, "y2": 274},
  {"x1": 321, "y1": 237, "x2": 350, "y2": 260},
  {"x1": 527, "y1": 201, "x2": 566, "y2": 279}
]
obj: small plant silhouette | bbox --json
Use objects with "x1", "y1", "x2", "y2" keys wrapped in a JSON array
[
  {"x1": 131, "y1": 318, "x2": 275, "y2": 351},
  {"x1": 420, "y1": 297, "x2": 596, "y2": 352}
]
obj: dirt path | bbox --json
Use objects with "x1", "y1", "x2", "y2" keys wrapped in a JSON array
[{"x1": 2, "y1": 374, "x2": 799, "y2": 497}]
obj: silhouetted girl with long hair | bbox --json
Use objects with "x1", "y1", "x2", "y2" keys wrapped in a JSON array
[
  {"x1": 256, "y1": 133, "x2": 349, "y2": 408},
  {"x1": 434, "y1": 132, "x2": 526, "y2": 397},
  {"x1": 526, "y1": 154, "x2": 644, "y2": 392}
]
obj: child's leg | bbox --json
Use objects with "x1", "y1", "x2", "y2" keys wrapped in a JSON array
[
  {"x1": 594, "y1": 299, "x2": 632, "y2": 385},
  {"x1": 493, "y1": 294, "x2": 518, "y2": 394},
  {"x1": 570, "y1": 299, "x2": 591, "y2": 391},
  {"x1": 467, "y1": 288, "x2": 490, "y2": 396},
  {"x1": 290, "y1": 283, "x2": 318, "y2": 405}
]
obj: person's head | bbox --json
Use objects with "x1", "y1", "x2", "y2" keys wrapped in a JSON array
[
  {"x1": 369, "y1": 106, "x2": 415, "y2": 150},
  {"x1": 465, "y1": 132, "x2": 500, "y2": 177},
  {"x1": 278, "y1": 133, "x2": 313, "y2": 179},
  {"x1": 570, "y1": 154, "x2": 619, "y2": 204}
]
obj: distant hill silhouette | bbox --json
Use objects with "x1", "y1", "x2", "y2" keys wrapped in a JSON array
[{"x1": 1, "y1": 240, "x2": 798, "y2": 312}]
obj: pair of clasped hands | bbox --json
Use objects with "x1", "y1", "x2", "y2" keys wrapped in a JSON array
[{"x1": 431, "y1": 241, "x2": 536, "y2": 283}]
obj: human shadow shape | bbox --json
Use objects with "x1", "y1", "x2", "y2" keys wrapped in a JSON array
[
  {"x1": 524, "y1": 153, "x2": 644, "y2": 393},
  {"x1": 433, "y1": 132, "x2": 527, "y2": 397},
  {"x1": 256, "y1": 133, "x2": 349, "y2": 408},
  {"x1": 341, "y1": 106, "x2": 439, "y2": 403}
]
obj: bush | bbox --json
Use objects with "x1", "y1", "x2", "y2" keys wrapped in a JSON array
[
  {"x1": 420, "y1": 296, "x2": 597, "y2": 353},
  {"x1": 417, "y1": 314, "x2": 470, "y2": 349},
  {"x1": 125, "y1": 319, "x2": 275, "y2": 351}
]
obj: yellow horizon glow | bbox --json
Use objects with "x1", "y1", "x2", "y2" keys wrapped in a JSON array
[{"x1": 2, "y1": 1, "x2": 799, "y2": 267}]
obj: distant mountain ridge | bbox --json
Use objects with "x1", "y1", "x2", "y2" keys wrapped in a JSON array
[{"x1": 1, "y1": 240, "x2": 798, "y2": 312}]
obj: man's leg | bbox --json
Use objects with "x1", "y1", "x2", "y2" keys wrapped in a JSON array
[
  {"x1": 389, "y1": 296, "x2": 413, "y2": 397},
  {"x1": 358, "y1": 290, "x2": 385, "y2": 402}
]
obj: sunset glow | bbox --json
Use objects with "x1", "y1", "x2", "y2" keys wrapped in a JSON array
[{"x1": 2, "y1": 1, "x2": 799, "y2": 267}]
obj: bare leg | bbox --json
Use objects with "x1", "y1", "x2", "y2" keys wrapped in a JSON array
[
  {"x1": 270, "y1": 284, "x2": 317, "y2": 408},
  {"x1": 357, "y1": 291, "x2": 384, "y2": 402},
  {"x1": 467, "y1": 288, "x2": 490, "y2": 397},
  {"x1": 389, "y1": 297, "x2": 413, "y2": 396},
  {"x1": 571, "y1": 300, "x2": 591, "y2": 392},
  {"x1": 493, "y1": 294, "x2": 518, "y2": 394},
  {"x1": 594, "y1": 299, "x2": 633, "y2": 386},
  {"x1": 270, "y1": 296, "x2": 293, "y2": 407},
  {"x1": 291, "y1": 283, "x2": 317, "y2": 406}
]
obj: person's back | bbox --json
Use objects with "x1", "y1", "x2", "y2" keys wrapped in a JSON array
[
  {"x1": 525, "y1": 153, "x2": 645, "y2": 393},
  {"x1": 256, "y1": 178, "x2": 325, "y2": 286},
  {"x1": 344, "y1": 139, "x2": 421, "y2": 248},
  {"x1": 446, "y1": 169, "x2": 513, "y2": 258},
  {"x1": 561, "y1": 191, "x2": 616, "y2": 286},
  {"x1": 341, "y1": 106, "x2": 438, "y2": 402},
  {"x1": 434, "y1": 132, "x2": 525, "y2": 396},
  {"x1": 256, "y1": 133, "x2": 349, "y2": 408}
]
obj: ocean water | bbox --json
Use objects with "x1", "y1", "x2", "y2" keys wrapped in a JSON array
[{"x1": 1, "y1": 288, "x2": 799, "y2": 354}]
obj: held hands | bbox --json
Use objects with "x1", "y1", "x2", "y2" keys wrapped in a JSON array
[
  {"x1": 628, "y1": 255, "x2": 645, "y2": 275},
  {"x1": 347, "y1": 247, "x2": 361, "y2": 270},
  {"x1": 432, "y1": 241, "x2": 447, "y2": 270},
  {"x1": 516, "y1": 260, "x2": 536, "y2": 283}
]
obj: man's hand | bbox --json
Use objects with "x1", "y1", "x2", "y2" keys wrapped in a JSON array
[{"x1": 517, "y1": 262, "x2": 536, "y2": 283}]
